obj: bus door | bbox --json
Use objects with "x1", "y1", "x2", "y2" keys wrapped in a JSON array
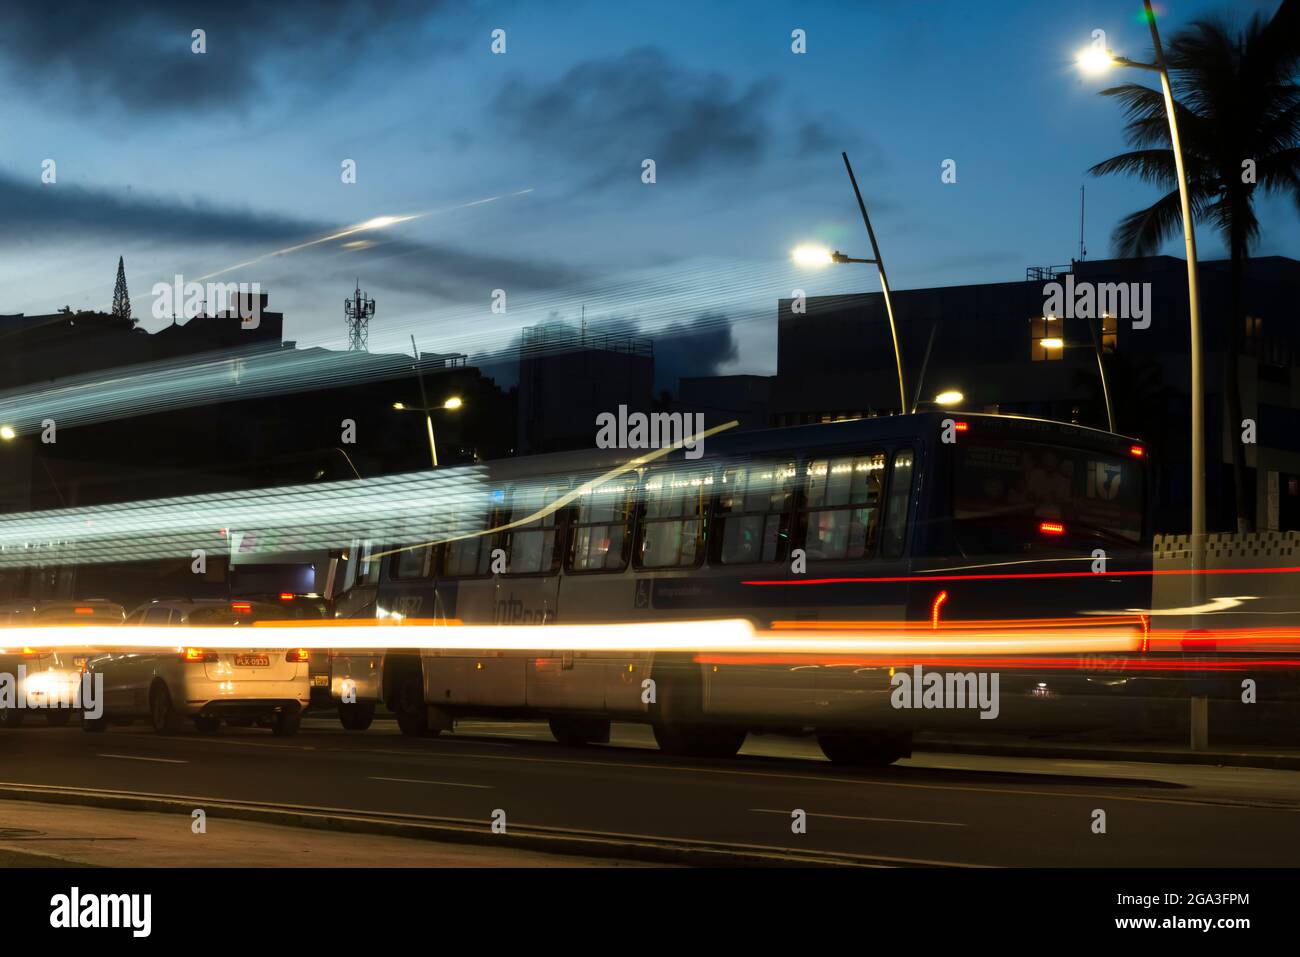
[{"x1": 541, "y1": 474, "x2": 637, "y2": 711}]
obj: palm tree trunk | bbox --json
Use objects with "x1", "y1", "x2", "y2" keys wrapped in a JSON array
[{"x1": 1225, "y1": 240, "x2": 1251, "y2": 533}]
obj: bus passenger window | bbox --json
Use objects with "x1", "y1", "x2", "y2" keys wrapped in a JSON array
[
  {"x1": 637, "y1": 469, "x2": 711, "y2": 569},
  {"x1": 880, "y1": 449, "x2": 915, "y2": 559},
  {"x1": 568, "y1": 479, "x2": 635, "y2": 572},
  {"x1": 394, "y1": 543, "x2": 434, "y2": 579},
  {"x1": 715, "y1": 463, "x2": 794, "y2": 564},
  {"x1": 441, "y1": 509, "x2": 498, "y2": 577},
  {"x1": 801, "y1": 453, "x2": 885, "y2": 560},
  {"x1": 504, "y1": 484, "x2": 567, "y2": 575}
]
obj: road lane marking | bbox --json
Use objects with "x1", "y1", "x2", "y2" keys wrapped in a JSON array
[
  {"x1": 749, "y1": 808, "x2": 965, "y2": 827},
  {"x1": 98, "y1": 754, "x2": 187, "y2": 765},
  {"x1": 368, "y1": 776, "x2": 493, "y2": 789},
  {"x1": 0, "y1": 782, "x2": 981, "y2": 867}
]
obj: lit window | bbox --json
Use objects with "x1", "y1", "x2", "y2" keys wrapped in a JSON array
[
  {"x1": 1102, "y1": 314, "x2": 1117, "y2": 353},
  {"x1": 1030, "y1": 316, "x2": 1063, "y2": 361},
  {"x1": 1246, "y1": 316, "x2": 1263, "y2": 340}
]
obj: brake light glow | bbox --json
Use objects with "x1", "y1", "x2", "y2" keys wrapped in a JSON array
[
  {"x1": 74, "y1": 607, "x2": 94, "y2": 615},
  {"x1": 931, "y1": 590, "x2": 949, "y2": 629},
  {"x1": 183, "y1": 647, "x2": 208, "y2": 662},
  {"x1": 279, "y1": 593, "x2": 294, "y2": 601},
  {"x1": 1039, "y1": 522, "x2": 1066, "y2": 535},
  {"x1": 231, "y1": 602, "x2": 252, "y2": 613},
  {"x1": 286, "y1": 649, "x2": 310, "y2": 663},
  {"x1": 1130, "y1": 445, "x2": 1144, "y2": 457},
  {"x1": 953, "y1": 421, "x2": 969, "y2": 432}
]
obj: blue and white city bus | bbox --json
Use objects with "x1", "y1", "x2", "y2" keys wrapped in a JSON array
[{"x1": 329, "y1": 411, "x2": 1153, "y2": 765}]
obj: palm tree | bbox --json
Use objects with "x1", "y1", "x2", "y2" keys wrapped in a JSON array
[{"x1": 1089, "y1": 1, "x2": 1300, "y2": 532}]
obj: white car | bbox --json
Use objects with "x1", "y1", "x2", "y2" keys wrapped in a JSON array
[
  {"x1": 85, "y1": 599, "x2": 311, "y2": 736},
  {"x1": 0, "y1": 600, "x2": 126, "y2": 728}
]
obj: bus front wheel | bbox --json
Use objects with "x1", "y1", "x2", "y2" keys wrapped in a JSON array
[{"x1": 817, "y1": 730, "x2": 912, "y2": 767}]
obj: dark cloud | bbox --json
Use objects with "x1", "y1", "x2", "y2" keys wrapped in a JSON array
[
  {"x1": 0, "y1": 170, "x2": 309, "y2": 244},
  {"x1": 0, "y1": 0, "x2": 447, "y2": 113},
  {"x1": 0, "y1": 170, "x2": 584, "y2": 299},
  {"x1": 492, "y1": 47, "x2": 778, "y2": 187}
]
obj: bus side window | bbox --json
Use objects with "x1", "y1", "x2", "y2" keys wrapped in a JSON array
[
  {"x1": 880, "y1": 448, "x2": 916, "y2": 560},
  {"x1": 801, "y1": 452, "x2": 886, "y2": 560},
  {"x1": 441, "y1": 520, "x2": 494, "y2": 577},
  {"x1": 636, "y1": 468, "x2": 711, "y2": 569},
  {"x1": 713, "y1": 462, "x2": 795, "y2": 564},
  {"x1": 567, "y1": 478, "x2": 635, "y2": 572},
  {"x1": 393, "y1": 542, "x2": 435, "y2": 580},
  {"x1": 504, "y1": 483, "x2": 567, "y2": 575}
]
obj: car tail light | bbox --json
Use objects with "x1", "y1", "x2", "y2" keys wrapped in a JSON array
[
  {"x1": 1039, "y1": 521, "x2": 1065, "y2": 535},
  {"x1": 74, "y1": 606, "x2": 94, "y2": 615},
  {"x1": 279, "y1": 592, "x2": 294, "y2": 601},
  {"x1": 21, "y1": 647, "x2": 48, "y2": 657},
  {"x1": 953, "y1": 421, "x2": 969, "y2": 432},
  {"x1": 1130, "y1": 445, "x2": 1145, "y2": 457},
  {"x1": 286, "y1": 649, "x2": 310, "y2": 663},
  {"x1": 182, "y1": 647, "x2": 217, "y2": 662},
  {"x1": 231, "y1": 602, "x2": 252, "y2": 614}
]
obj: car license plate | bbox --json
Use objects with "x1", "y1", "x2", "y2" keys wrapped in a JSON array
[
  {"x1": 313, "y1": 675, "x2": 329, "y2": 687},
  {"x1": 235, "y1": 654, "x2": 269, "y2": 667}
]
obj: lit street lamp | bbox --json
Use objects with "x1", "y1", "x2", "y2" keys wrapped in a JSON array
[
  {"x1": 1076, "y1": 0, "x2": 1205, "y2": 584},
  {"x1": 792, "y1": 152, "x2": 908, "y2": 415},
  {"x1": 392, "y1": 397, "x2": 464, "y2": 468}
]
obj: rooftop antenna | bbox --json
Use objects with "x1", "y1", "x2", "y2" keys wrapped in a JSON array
[
  {"x1": 1078, "y1": 185, "x2": 1087, "y2": 262},
  {"x1": 345, "y1": 278, "x2": 375, "y2": 352}
]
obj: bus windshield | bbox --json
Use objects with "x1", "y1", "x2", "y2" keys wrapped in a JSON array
[{"x1": 953, "y1": 438, "x2": 1144, "y2": 551}]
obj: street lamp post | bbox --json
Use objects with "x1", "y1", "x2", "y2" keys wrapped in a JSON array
[
  {"x1": 1079, "y1": 0, "x2": 1209, "y2": 750},
  {"x1": 1077, "y1": 0, "x2": 1205, "y2": 589},
  {"x1": 393, "y1": 397, "x2": 463, "y2": 469},
  {"x1": 791, "y1": 155, "x2": 908, "y2": 415}
]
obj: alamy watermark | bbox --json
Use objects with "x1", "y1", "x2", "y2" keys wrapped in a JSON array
[
  {"x1": 0, "y1": 667, "x2": 104, "y2": 719},
  {"x1": 890, "y1": 665, "x2": 1000, "y2": 719},
  {"x1": 595, "y1": 404, "x2": 706, "y2": 460},
  {"x1": 151, "y1": 275, "x2": 262, "y2": 329},
  {"x1": 1042, "y1": 273, "x2": 1151, "y2": 329}
]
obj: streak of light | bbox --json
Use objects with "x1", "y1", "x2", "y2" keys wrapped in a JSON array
[
  {"x1": 194, "y1": 189, "x2": 535, "y2": 282},
  {"x1": 743, "y1": 566, "x2": 1300, "y2": 585},
  {"x1": 0, "y1": 620, "x2": 1146, "y2": 654}
]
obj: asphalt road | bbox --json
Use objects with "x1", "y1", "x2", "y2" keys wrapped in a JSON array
[{"x1": 3, "y1": 717, "x2": 1299, "y2": 866}]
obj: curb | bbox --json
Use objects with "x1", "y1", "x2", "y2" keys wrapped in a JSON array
[
  {"x1": 915, "y1": 738, "x2": 1300, "y2": 771},
  {"x1": 0, "y1": 783, "x2": 962, "y2": 869}
]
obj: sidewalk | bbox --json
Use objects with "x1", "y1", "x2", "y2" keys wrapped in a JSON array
[{"x1": 0, "y1": 800, "x2": 657, "y2": 868}]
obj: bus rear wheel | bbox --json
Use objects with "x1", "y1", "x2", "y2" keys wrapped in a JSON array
[
  {"x1": 394, "y1": 676, "x2": 436, "y2": 737},
  {"x1": 549, "y1": 716, "x2": 610, "y2": 746},
  {"x1": 338, "y1": 700, "x2": 375, "y2": 731},
  {"x1": 817, "y1": 730, "x2": 912, "y2": 767}
]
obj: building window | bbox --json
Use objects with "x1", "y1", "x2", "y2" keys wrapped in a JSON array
[
  {"x1": 1246, "y1": 315, "x2": 1263, "y2": 340},
  {"x1": 1102, "y1": 314, "x2": 1117, "y2": 353},
  {"x1": 1030, "y1": 316, "x2": 1063, "y2": 361}
]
